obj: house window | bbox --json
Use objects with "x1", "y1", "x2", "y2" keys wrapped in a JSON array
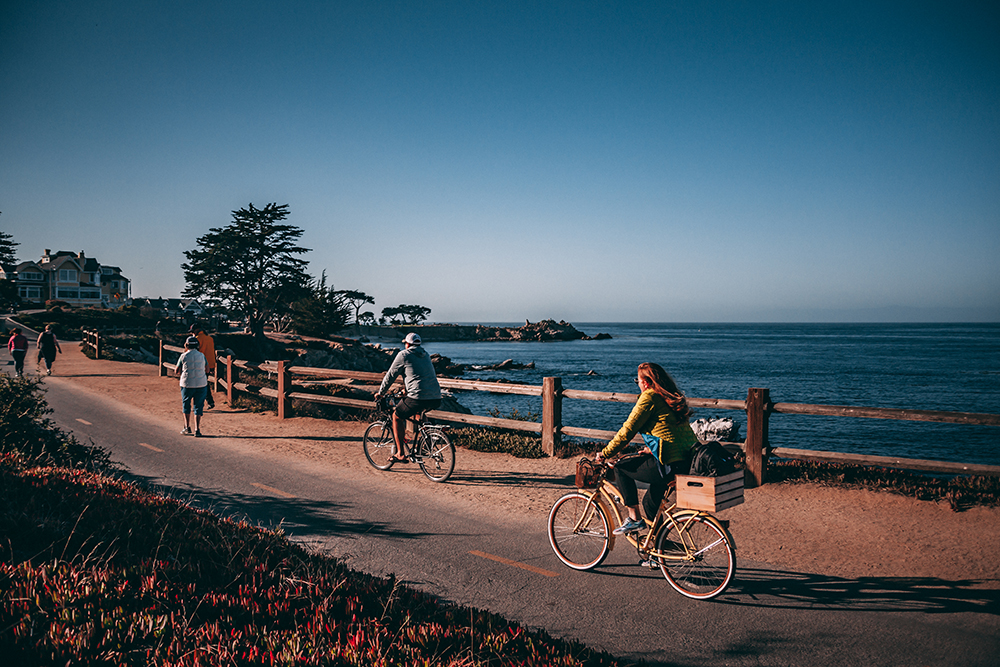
[
  {"x1": 111, "y1": 280, "x2": 119, "y2": 288},
  {"x1": 21, "y1": 271, "x2": 44, "y2": 281},
  {"x1": 81, "y1": 289, "x2": 101, "y2": 299},
  {"x1": 102, "y1": 268, "x2": 113, "y2": 275},
  {"x1": 57, "y1": 288, "x2": 79, "y2": 299},
  {"x1": 59, "y1": 269, "x2": 78, "y2": 282},
  {"x1": 18, "y1": 286, "x2": 42, "y2": 299}
]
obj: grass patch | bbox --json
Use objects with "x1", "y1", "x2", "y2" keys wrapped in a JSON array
[
  {"x1": 768, "y1": 458, "x2": 1000, "y2": 510},
  {"x1": 448, "y1": 408, "x2": 546, "y2": 459}
]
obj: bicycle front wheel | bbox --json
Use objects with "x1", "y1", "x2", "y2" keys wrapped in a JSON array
[
  {"x1": 363, "y1": 421, "x2": 396, "y2": 470},
  {"x1": 656, "y1": 514, "x2": 735, "y2": 600},
  {"x1": 547, "y1": 492, "x2": 611, "y2": 570},
  {"x1": 417, "y1": 430, "x2": 455, "y2": 482}
]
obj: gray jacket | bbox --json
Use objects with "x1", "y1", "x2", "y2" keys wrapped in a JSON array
[{"x1": 379, "y1": 345, "x2": 442, "y2": 400}]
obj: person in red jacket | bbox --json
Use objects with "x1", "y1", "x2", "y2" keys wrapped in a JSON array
[
  {"x1": 190, "y1": 324, "x2": 216, "y2": 408},
  {"x1": 7, "y1": 327, "x2": 29, "y2": 377}
]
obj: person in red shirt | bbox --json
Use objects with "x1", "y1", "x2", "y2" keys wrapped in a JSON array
[{"x1": 7, "y1": 327, "x2": 29, "y2": 377}]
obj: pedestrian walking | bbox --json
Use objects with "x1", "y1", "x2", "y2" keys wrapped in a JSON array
[
  {"x1": 7, "y1": 327, "x2": 29, "y2": 377},
  {"x1": 175, "y1": 335, "x2": 208, "y2": 436},
  {"x1": 191, "y1": 323, "x2": 216, "y2": 408},
  {"x1": 36, "y1": 325, "x2": 62, "y2": 376}
]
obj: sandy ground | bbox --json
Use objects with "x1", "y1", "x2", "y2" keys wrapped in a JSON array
[{"x1": 29, "y1": 342, "x2": 1000, "y2": 588}]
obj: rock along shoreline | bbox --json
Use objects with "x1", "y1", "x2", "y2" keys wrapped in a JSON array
[{"x1": 348, "y1": 318, "x2": 612, "y2": 343}]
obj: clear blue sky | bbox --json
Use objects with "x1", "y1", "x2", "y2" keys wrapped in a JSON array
[{"x1": 2, "y1": 1, "x2": 998, "y2": 322}]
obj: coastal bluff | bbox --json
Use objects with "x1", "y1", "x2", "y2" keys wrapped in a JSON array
[{"x1": 350, "y1": 319, "x2": 612, "y2": 343}]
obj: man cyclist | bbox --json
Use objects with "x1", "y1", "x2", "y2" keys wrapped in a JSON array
[{"x1": 374, "y1": 333, "x2": 442, "y2": 463}]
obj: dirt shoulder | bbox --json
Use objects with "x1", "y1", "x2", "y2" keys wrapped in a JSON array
[{"x1": 43, "y1": 342, "x2": 1000, "y2": 588}]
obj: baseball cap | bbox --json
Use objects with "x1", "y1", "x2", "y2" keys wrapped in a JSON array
[
  {"x1": 185, "y1": 336, "x2": 200, "y2": 348},
  {"x1": 403, "y1": 332, "x2": 422, "y2": 345}
]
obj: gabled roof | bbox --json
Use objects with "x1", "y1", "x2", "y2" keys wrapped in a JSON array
[
  {"x1": 47, "y1": 255, "x2": 83, "y2": 271},
  {"x1": 15, "y1": 260, "x2": 44, "y2": 272}
]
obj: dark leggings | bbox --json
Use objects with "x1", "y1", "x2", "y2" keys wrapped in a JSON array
[
  {"x1": 11, "y1": 350, "x2": 26, "y2": 375},
  {"x1": 614, "y1": 454, "x2": 691, "y2": 521}
]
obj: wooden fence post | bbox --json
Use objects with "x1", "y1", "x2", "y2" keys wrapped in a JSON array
[
  {"x1": 745, "y1": 387, "x2": 771, "y2": 488},
  {"x1": 158, "y1": 340, "x2": 166, "y2": 377},
  {"x1": 95, "y1": 331, "x2": 102, "y2": 360},
  {"x1": 225, "y1": 355, "x2": 234, "y2": 405},
  {"x1": 213, "y1": 353, "x2": 220, "y2": 395},
  {"x1": 277, "y1": 360, "x2": 291, "y2": 419},
  {"x1": 542, "y1": 376, "x2": 563, "y2": 456}
]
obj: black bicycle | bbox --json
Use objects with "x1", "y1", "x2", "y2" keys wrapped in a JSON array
[{"x1": 363, "y1": 392, "x2": 456, "y2": 482}]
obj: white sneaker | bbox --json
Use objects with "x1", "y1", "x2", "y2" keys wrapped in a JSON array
[
  {"x1": 613, "y1": 517, "x2": 645, "y2": 535},
  {"x1": 181, "y1": 427, "x2": 192, "y2": 435}
]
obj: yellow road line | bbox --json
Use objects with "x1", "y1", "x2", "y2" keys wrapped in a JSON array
[
  {"x1": 251, "y1": 482, "x2": 295, "y2": 498},
  {"x1": 469, "y1": 550, "x2": 560, "y2": 578},
  {"x1": 138, "y1": 442, "x2": 164, "y2": 452},
  {"x1": 75, "y1": 418, "x2": 93, "y2": 425}
]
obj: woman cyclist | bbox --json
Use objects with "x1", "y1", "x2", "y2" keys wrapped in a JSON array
[{"x1": 596, "y1": 362, "x2": 697, "y2": 534}]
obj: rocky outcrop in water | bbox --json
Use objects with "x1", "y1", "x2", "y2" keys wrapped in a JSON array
[
  {"x1": 350, "y1": 319, "x2": 611, "y2": 342},
  {"x1": 474, "y1": 319, "x2": 608, "y2": 341},
  {"x1": 289, "y1": 336, "x2": 395, "y2": 373}
]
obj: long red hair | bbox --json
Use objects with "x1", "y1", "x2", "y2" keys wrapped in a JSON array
[{"x1": 637, "y1": 362, "x2": 693, "y2": 419}]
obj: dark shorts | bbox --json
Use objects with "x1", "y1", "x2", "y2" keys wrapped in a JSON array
[
  {"x1": 395, "y1": 397, "x2": 441, "y2": 420},
  {"x1": 181, "y1": 385, "x2": 208, "y2": 415}
]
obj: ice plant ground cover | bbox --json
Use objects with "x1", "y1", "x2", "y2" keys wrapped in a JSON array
[
  {"x1": 0, "y1": 375, "x2": 624, "y2": 667},
  {"x1": 0, "y1": 462, "x2": 624, "y2": 666}
]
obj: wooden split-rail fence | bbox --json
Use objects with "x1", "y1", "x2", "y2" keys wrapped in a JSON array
[{"x1": 147, "y1": 340, "x2": 1000, "y2": 486}]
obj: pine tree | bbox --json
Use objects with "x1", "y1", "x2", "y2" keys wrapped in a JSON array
[{"x1": 182, "y1": 203, "x2": 311, "y2": 344}]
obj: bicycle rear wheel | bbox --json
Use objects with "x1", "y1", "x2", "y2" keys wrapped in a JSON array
[
  {"x1": 547, "y1": 492, "x2": 611, "y2": 570},
  {"x1": 363, "y1": 421, "x2": 396, "y2": 470},
  {"x1": 417, "y1": 429, "x2": 455, "y2": 482},
  {"x1": 656, "y1": 514, "x2": 735, "y2": 600}
]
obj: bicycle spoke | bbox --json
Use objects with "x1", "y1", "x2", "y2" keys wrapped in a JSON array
[
  {"x1": 656, "y1": 515, "x2": 735, "y2": 600},
  {"x1": 548, "y1": 492, "x2": 611, "y2": 570},
  {"x1": 363, "y1": 421, "x2": 396, "y2": 470},
  {"x1": 417, "y1": 430, "x2": 455, "y2": 482}
]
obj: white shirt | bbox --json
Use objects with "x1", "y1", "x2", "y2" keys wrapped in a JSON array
[{"x1": 175, "y1": 350, "x2": 208, "y2": 388}]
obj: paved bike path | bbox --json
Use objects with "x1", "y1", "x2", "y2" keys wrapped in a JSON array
[{"x1": 14, "y1": 362, "x2": 998, "y2": 667}]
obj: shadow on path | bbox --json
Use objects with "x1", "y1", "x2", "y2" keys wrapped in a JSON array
[
  {"x1": 589, "y1": 563, "x2": 1000, "y2": 615},
  {"x1": 218, "y1": 434, "x2": 363, "y2": 443},
  {"x1": 113, "y1": 469, "x2": 431, "y2": 543},
  {"x1": 446, "y1": 469, "x2": 574, "y2": 489},
  {"x1": 721, "y1": 566, "x2": 1000, "y2": 614}
]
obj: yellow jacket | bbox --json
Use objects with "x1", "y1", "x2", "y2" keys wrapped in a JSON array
[{"x1": 601, "y1": 389, "x2": 696, "y2": 465}]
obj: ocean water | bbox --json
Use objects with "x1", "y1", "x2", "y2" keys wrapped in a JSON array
[{"x1": 415, "y1": 323, "x2": 1000, "y2": 468}]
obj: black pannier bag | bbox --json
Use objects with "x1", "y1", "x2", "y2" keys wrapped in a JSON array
[{"x1": 688, "y1": 441, "x2": 737, "y2": 477}]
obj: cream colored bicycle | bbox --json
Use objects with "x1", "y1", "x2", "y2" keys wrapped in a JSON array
[{"x1": 547, "y1": 460, "x2": 737, "y2": 600}]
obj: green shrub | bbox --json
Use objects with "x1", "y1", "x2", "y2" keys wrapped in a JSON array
[
  {"x1": 16, "y1": 307, "x2": 153, "y2": 341},
  {"x1": 0, "y1": 375, "x2": 112, "y2": 471}
]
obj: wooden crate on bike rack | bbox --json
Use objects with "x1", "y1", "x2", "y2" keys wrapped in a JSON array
[{"x1": 674, "y1": 470, "x2": 745, "y2": 512}]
